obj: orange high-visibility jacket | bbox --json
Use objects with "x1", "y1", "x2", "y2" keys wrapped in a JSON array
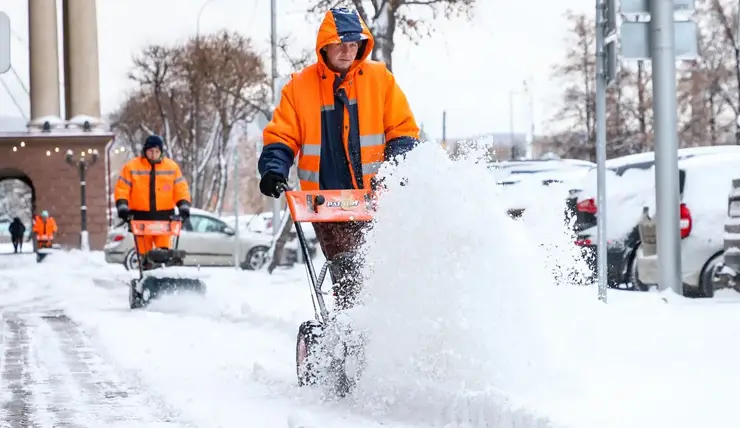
[
  {"x1": 258, "y1": 8, "x2": 420, "y2": 191},
  {"x1": 33, "y1": 216, "x2": 57, "y2": 240},
  {"x1": 114, "y1": 156, "x2": 191, "y2": 221}
]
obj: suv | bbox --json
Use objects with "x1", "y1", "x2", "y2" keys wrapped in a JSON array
[
  {"x1": 568, "y1": 145, "x2": 740, "y2": 289},
  {"x1": 635, "y1": 152, "x2": 740, "y2": 296}
]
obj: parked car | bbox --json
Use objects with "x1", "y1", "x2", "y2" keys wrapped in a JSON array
[
  {"x1": 491, "y1": 159, "x2": 595, "y2": 180},
  {"x1": 635, "y1": 152, "x2": 740, "y2": 296},
  {"x1": 490, "y1": 159, "x2": 595, "y2": 219},
  {"x1": 713, "y1": 179, "x2": 740, "y2": 294},
  {"x1": 104, "y1": 207, "x2": 277, "y2": 270},
  {"x1": 568, "y1": 145, "x2": 740, "y2": 289}
]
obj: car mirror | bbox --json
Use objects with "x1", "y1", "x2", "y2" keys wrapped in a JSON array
[{"x1": 223, "y1": 226, "x2": 235, "y2": 236}]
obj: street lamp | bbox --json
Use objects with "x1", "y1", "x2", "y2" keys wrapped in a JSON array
[{"x1": 65, "y1": 148, "x2": 99, "y2": 251}]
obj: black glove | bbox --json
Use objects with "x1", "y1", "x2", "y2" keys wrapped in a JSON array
[
  {"x1": 259, "y1": 171, "x2": 288, "y2": 198},
  {"x1": 116, "y1": 202, "x2": 130, "y2": 221},
  {"x1": 177, "y1": 201, "x2": 191, "y2": 221}
]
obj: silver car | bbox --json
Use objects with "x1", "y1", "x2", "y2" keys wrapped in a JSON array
[{"x1": 103, "y1": 207, "x2": 274, "y2": 270}]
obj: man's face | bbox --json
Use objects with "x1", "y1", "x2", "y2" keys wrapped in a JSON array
[
  {"x1": 145, "y1": 147, "x2": 161, "y2": 161},
  {"x1": 325, "y1": 41, "x2": 360, "y2": 73}
]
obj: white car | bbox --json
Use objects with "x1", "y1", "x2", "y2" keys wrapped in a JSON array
[
  {"x1": 103, "y1": 207, "x2": 274, "y2": 270},
  {"x1": 635, "y1": 152, "x2": 740, "y2": 296},
  {"x1": 491, "y1": 159, "x2": 595, "y2": 182},
  {"x1": 569, "y1": 145, "x2": 740, "y2": 288}
]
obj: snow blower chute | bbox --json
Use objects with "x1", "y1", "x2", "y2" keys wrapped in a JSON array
[
  {"x1": 279, "y1": 185, "x2": 377, "y2": 397},
  {"x1": 125, "y1": 216, "x2": 206, "y2": 309}
]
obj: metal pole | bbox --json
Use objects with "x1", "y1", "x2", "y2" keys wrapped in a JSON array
[
  {"x1": 523, "y1": 80, "x2": 534, "y2": 159},
  {"x1": 595, "y1": 0, "x2": 608, "y2": 303},
  {"x1": 270, "y1": 0, "x2": 281, "y2": 237},
  {"x1": 509, "y1": 91, "x2": 516, "y2": 160},
  {"x1": 736, "y1": 1, "x2": 740, "y2": 144},
  {"x1": 233, "y1": 145, "x2": 240, "y2": 270},
  {"x1": 650, "y1": 0, "x2": 682, "y2": 294},
  {"x1": 194, "y1": 0, "x2": 214, "y2": 206},
  {"x1": 442, "y1": 110, "x2": 447, "y2": 147},
  {"x1": 79, "y1": 161, "x2": 89, "y2": 251}
]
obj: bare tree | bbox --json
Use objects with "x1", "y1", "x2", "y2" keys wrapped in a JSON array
[
  {"x1": 276, "y1": 35, "x2": 314, "y2": 71},
  {"x1": 307, "y1": 0, "x2": 476, "y2": 71},
  {"x1": 109, "y1": 31, "x2": 270, "y2": 212},
  {"x1": 550, "y1": 11, "x2": 597, "y2": 159}
]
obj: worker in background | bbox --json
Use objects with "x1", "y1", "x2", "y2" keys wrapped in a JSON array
[
  {"x1": 33, "y1": 210, "x2": 57, "y2": 249},
  {"x1": 114, "y1": 135, "x2": 191, "y2": 270}
]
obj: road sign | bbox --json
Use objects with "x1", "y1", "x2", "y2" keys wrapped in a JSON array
[
  {"x1": 621, "y1": 0, "x2": 695, "y2": 14},
  {"x1": 621, "y1": 21, "x2": 698, "y2": 60},
  {"x1": 0, "y1": 12, "x2": 10, "y2": 74}
]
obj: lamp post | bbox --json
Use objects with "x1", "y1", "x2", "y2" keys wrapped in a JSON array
[
  {"x1": 232, "y1": 140, "x2": 240, "y2": 270},
  {"x1": 65, "y1": 149, "x2": 99, "y2": 251}
]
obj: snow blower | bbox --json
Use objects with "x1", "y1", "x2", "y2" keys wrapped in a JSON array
[
  {"x1": 35, "y1": 234, "x2": 60, "y2": 263},
  {"x1": 125, "y1": 216, "x2": 207, "y2": 309},
  {"x1": 280, "y1": 185, "x2": 377, "y2": 397}
]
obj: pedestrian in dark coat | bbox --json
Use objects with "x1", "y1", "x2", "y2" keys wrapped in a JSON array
[{"x1": 8, "y1": 217, "x2": 26, "y2": 253}]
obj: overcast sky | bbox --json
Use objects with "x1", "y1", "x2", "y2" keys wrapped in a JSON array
[{"x1": 0, "y1": 0, "x2": 592, "y2": 139}]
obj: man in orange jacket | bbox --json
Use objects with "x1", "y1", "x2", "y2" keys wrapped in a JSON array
[
  {"x1": 114, "y1": 135, "x2": 191, "y2": 269},
  {"x1": 33, "y1": 210, "x2": 57, "y2": 249},
  {"x1": 257, "y1": 7, "x2": 421, "y2": 308}
]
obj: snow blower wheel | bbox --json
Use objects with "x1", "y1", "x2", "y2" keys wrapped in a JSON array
[{"x1": 296, "y1": 320, "x2": 323, "y2": 386}]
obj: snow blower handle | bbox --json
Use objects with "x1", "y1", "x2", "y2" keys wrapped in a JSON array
[{"x1": 276, "y1": 181, "x2": 291, "y2": 194}]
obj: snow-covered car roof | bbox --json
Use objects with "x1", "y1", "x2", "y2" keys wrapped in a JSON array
[{"x1": 603, "y1": 145, "x2": 740, "y2": 174}]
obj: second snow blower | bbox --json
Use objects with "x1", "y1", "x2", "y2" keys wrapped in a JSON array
[{"x1": 125, "y1": 215, "x2": 207, "y2": 309}]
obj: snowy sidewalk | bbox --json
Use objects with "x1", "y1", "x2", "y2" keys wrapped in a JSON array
[
  {"x1": 1, "y1": 310, "x2": 181, "y2": 427},
  {"x1": 0, "y1": 251, "x2": 554, "y2": 428}
]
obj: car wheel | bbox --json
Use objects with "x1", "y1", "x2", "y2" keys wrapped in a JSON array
[
  {"x1": 124, "y1": 248, "x2": 139, "y2": 271},
  {"x1": 626, "y1": 247, "x2": 649, "y2": 292},
  {"x1": 697, "y1": 252, "x2": 724, "y2": 298},
  {"x1": 242, "y1": 245, "x2": 269, "y2": 270}
]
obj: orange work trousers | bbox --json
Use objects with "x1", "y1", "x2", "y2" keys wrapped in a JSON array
[{"x1": 134, "y1": 235, "x2": 171, "y2": 255}]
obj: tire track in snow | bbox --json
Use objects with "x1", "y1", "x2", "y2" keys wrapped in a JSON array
[
  {"x1": 1, "y1": 310, "x2": 190, "y2": 428},
  {"x1": 2, "y1": 314, "x2": 36, "y2": 428},
  {"x1": 40, "y1": 310, "x2": 185, "y2": 426}
]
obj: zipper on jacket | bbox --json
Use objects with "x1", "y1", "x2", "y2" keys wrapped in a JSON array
[{"x1": 149, "y1": 163, "x2": 157, "y2": 211}]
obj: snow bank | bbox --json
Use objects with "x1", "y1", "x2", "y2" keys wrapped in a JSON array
[
  {"x1": 345, "y1": 143, "x2": 588, "y2": 426},
  {"x1": 577, "y1": 167, "x2": 656, "y2": 240}
]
